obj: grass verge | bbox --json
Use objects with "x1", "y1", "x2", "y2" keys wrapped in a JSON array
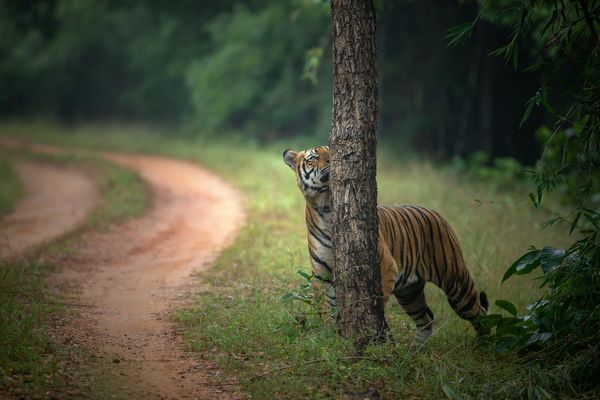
[
  {"x1": 0, "y1": 121, "x2": 571, "y2": 399},
  {"x1": 0, "y1": 148, "x2": 21, "y2": 219},
  {"x1": 0, "y1": 146, "x2": 148, "y2": 398},
  {"x1": 174, "y1": 152, "x2": 569, "y2": 399},
  {"x1": 20, "y1": 150, "x2": 150, "y2": 257},
  {"x1": 0, "y1": 259, "x2": 61, "y2": 397}
]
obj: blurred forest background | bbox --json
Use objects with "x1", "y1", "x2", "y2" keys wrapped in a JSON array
[{"x1": 0, "y1": 0, "x2": 547, "y2": 163}]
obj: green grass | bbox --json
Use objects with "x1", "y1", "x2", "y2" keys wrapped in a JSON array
[
  {"x1": 173, "y1": 154, "x2": 568, "y2": 399},
  {"x1": 17, "y1": 149, "x2": 148, "y2": 232},
  {"x1": 0, "y1": 144, "x2": 149, "y2": 398},
  {"x1": 0, "y1": 148, "x2": 22, "y2": 219},
  {"x1": 0, "y1": 258, "x2": 61, "y2": 397},
  {"x1": 0, "y1": 121, "x2": 571, "y2": 399}
]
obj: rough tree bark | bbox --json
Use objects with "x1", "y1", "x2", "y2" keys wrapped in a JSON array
[{"x1": 329, "y1": 0, "x2": 389, "y2": 349}]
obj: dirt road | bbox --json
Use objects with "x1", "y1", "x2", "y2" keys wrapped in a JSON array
[
  {"x1": 0, "y1": 146, "x2": 245, "y2": 399},
  {"x1": 0, "y1": 161, "x2": 98, "y2": 256}
]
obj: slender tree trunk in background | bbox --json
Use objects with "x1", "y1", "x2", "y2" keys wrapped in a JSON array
[
  {"x1": 329, "y1": 0, "x2": 389, "y2": 349},
  {"x1": 453, "y1": 22, "x2": 483, "y2": 157},
  {"x1": 480, "y1": 54, "x2": 493, "y2": 155}
]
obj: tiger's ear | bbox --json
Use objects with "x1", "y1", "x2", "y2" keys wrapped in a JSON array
[{"x1": 283, "y1": 149, "x2": 297, "y2": 170}]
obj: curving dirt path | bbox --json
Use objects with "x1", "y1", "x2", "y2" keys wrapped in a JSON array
[
  {"x1": 0, "y1": 161, "x2": 98, "y2": 257},
  {"x1": 0, "y1": 143, "x2": 246, "y2": 399}
]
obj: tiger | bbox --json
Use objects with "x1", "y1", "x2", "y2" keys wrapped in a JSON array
[{"x1": 283, "y1": 145, "x2": 489, "y2": 341}]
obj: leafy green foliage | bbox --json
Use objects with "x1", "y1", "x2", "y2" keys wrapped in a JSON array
[
  {"x1": 185, "y1": 2, "x2": 330, "y2": 139},
  {"x1": 501, "y1": 246, "x2": 565, "y2": 282},
  {"x1": 519, "y1": 86, "x2": 554, "y2": 128},
  {"x1": 445, "y1": 19, "x2": 478, "y2": 47},
  {"x1": 0, "y1": 1, "x2": 331, "y2": 141},
  {"x1": 280, "y1": 270, "x2": 319, "y2": 305},
  {"x1": 465, "y1": 0, "x2": 600, "y2": 397},
  {"x1": 1, "y1": 0, "x2": 550, "y2": 162}
]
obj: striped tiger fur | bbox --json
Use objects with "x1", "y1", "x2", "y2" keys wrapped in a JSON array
[{"x1": 283, "y1": 146, "x2": 489, "y2": 341}]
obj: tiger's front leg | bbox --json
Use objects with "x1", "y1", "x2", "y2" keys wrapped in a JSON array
[
  {"x1": 310, "y1": 277, "x2": 338, "y2": 323},
  {"x1": 325, "y1": 282, "x2": 339, "y2": 322},
  {"x1": 308, "y1": 241, "x2": 338, "y2": 322}
]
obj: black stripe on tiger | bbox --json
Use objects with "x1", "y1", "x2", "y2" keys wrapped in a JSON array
[{"x1": 308, "y1": 248, "x2": 332, "y2": 273}]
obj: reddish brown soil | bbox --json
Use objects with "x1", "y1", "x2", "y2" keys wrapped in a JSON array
[
  {"x1": 0, "y1": 161, "x2": 98, "y2": 256},
  {"x1": 0, "y1": 143, "x2": 246, "y2": 399}
]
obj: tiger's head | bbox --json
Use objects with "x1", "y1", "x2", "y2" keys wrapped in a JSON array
[{"x1": 283, "y1": 146, "x2": 330, "y2": 198}]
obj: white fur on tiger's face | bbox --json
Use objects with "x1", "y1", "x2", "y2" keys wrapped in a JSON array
[{"x1": 283, "y1": 146, "x2": 330, "y2": 198}]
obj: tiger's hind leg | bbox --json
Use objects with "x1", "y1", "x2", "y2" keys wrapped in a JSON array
[
  {"x1": 395, "y1": 279, "x2": 434, "y2": 342},
  {"x1": 446, "y1": 283, "x2": 490, "y2": 337}
]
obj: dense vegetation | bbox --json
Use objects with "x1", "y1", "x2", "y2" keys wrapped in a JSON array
[
  {"x1": 1, "y1": 0, "x2": 546, "y2": 161},
  {"x1": 449, "y1": 0, "x2": 599, "y2": 397}
]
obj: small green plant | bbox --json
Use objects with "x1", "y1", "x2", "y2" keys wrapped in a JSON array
[
  {"x1": 481, "y1": 240, "x2": 600, "y2": 395},
  {"x1": 280, "y1": 270, "x2": 332, "y2": 335},
  {"x1": 481, "y1": 246, "x2": 564, "y2": 352},
  {"x1": 280, "y1": 270, "x2": 318, "y2": 305}
]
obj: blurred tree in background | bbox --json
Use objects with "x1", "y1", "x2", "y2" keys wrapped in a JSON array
[
  {"x1": 378, "y1": 1, "x2": 542, "y2": 162},
  {"x1": 0, "y1": 0, "x2": 558, "y2": 164},
  {"x1": 185, "y1": 2, "x2": 331, "y2": 139},
  {"x1": 0, "y1": 0, "x2": 240, "y2": 122}
]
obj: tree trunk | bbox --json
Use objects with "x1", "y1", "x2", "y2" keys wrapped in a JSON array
[
  {"x1": 329, "y1": 0, "x2": 389, "y2": 349},
  {"x1": 480, "y1": 51, "x2": 493, "y2": 156}
]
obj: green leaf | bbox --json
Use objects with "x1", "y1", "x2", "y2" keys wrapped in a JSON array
[
  {"x1": 297, "y1": 270, "x2": 312, "y2": 281},
  {"x1": 503, "y1": 250, "x2": 541, "y2": 282},
  {"x1": 445, "y1": 21, "x2": 476, "y2": 47},
  {"x1": 512, "y1": 42, "x2": 519, "y2": 70},
  {"x1": 280, "y1": 292, "x2": 310, "y2": 304},
  {"x1": 540, "y1": 217, "x2": 562, "y2": 229},
  {"x1": 540, "y1": 95, "x2": 555, "y2": 115},
  {"x1": 529, "y1": 192, "x2": 538, "y2": 207},
  {"x1": 489, "y1": 43, "x2": 512, "y2": 60},
  {"x1": 519, "y1": 97, "x2": 536, "y2": 128},
  {"x1": 539, "y1": 246, "x2": 565, "y2": 274},
  {"x1": 539, "y1": 9, "x2": 558, "y2": 39},
  {"x1": 479, "y1": 313, "x2": 504, "y2": 328},
  {"x1": 496, "y1": 323, "x2": 525, "y2": 336},
  {"x1": 522, "y1": 332, "x2": 552, "y2": 348},
  {"x1": 441, "y1": 382, "x2": 464, "y2": 400},
  {"x1": 495, "y1": 300, "x2": 518, "y2": 316},
  {"x1": 280, "y1": 293, "x2": 296, "y2": 302},
  {"x1": 584, "y1": 212, "x2": 600, "y2": 228},
  {"x1": 495, "y1": 337, "x2": 518, "y2": 352}
]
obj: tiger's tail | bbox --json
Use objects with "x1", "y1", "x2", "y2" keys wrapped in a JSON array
[
  {"x1": 479, "y1": 291, "x2": 489, "y2": 312},
  {"x1": 474, "y1": 291, "x2": 491, "y2": 336}
]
